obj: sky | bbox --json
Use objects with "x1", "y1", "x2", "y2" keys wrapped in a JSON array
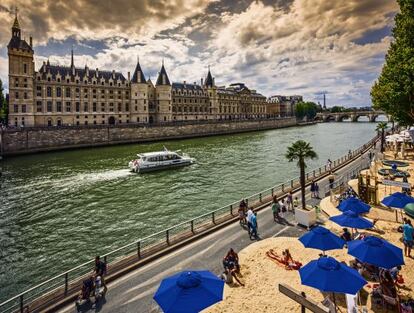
[{"x1": 0, "y1": 0, "x2": 399, "y2": 107}]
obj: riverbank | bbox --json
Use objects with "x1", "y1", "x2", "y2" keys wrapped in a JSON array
[{"x1": 0, "y1": 117, "x2": 299, "y2": 156}]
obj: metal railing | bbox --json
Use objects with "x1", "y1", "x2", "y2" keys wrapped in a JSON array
[{"x1": 0, "y1": 135, "x2": 379, "y2": 313}]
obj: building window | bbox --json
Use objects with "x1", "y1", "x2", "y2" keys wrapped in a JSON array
[
  {"x1": 21, "y1": 117, "x2": 25, "y2": 126},
  {"x1": 57, "y1": 101, "x2": 62, "y2": 112},
  {"x1": 24, "y1": 92, "x2": 28, "y2": 99},
  {"x1": 57, "y1": 119, "x2": 62, "y2": 126},
  {"x1": 118, "y1": 103, "x2": 122, "y2": 112},
  {"x1": 37, "y1": 101, "x2": 42, "y2": 112},
  {"x1": 48, "y1": 119, "x2": 52, "y2": 127},
  {"x1": 47, "y1": 101, "x2": 52, "y2": 112},
  {"x1": 65, "y1": 88, "x2": 71, "y2": 98},
  {"x1": 14, "y1": 104, "x2": 18, "y2": 113},
  {"x1": 15, "y1": 92, "x2": 19, "y2": 99},
  {"x1": 93, "y1": 103, "x2": 97, "y2": 112},
  {"x1": 47, "y1": 87, "x2": 52, "y2": 97},
  {"x1": 84, "y1": 103, "x2": 88, "y2": 112},
  {"x1": 76, "y1": 102, "x2": 80, "y2": 112},
  {"x1": 22, "y1": 104, "x2": 26, "y2": 113},
  {"x1": 84, "y1": 121, "x2": 88, "y2": 125},
  {"x1": 24, "y1": 63, "x2": 27, "y2": 73},
  {"x1": 126, "y1": 103, "x2": 129, "y2": 111},
  {"x1": 66, "y1": 102, "x2": 71, "y2": 112},
  {"x1": 57, "y1": 87, "x2": 62, "y2": 97}
]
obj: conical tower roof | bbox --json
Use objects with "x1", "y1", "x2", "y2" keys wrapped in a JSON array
[
  {"x1": 131, "y1": 58, "x2": 146, "y2": 83},
  {"x1": 205, "y1": 66, "x2": 214, "y2": 87},
  {"x1": 13, "y1": 14, "x2": 20, "y2": 29},
  {"x1": 156, "y1": 62, "x2": 170, "y2": 86}
]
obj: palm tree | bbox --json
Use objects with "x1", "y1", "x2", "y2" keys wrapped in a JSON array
[
  {"x1": 376, "y1": 121, "x2": 388, "y2": 152},
  {"x1": 285, "y1": 140, "x2": 318, "y2": 210}
]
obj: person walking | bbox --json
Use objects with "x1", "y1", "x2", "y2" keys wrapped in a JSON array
[
  {"x1": 280, "y1": 199, "x2": 287, "y2": 220},
  {"x1": 327, "y1": 159, "x2": 332, "y2": 171},
  {"x1": 94, "y1": 256, "x2": 107, "y2": 292},
  {"x1": 310, "y1": 181, "x2": 316, "y2": 198},
  {"x1": 246, "y1": 209, "x2": 254, "y2": 235},
  {"x1": 250, "y1": 213, "x2": 258, "y2": 240},
  {"x1": 287, "y1": 192, "x2": 293, "y2": 211},
  {"x1": 328, "y1": 172, "x2": 335, "y2": 189},
  {"x1": 403, "y1": 219, "x2": 414, "y2": 257},
  {"x1": 293, "y1": 197, "x2": 299, "y2": 211},
  {"x1": 315, "y1": 182, "x2": 320, "y2": 199},
  {"x1": 271, "y1": 196, "x2": 280, "y2": 222}
]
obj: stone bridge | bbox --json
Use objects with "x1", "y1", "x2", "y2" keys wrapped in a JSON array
[{"x1": 315, "y1": 110, "x2": 390, "y2": 122}]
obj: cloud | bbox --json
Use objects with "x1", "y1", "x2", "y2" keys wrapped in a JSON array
[{"x1": 0, "y1": 0, "x2": 400, "y2": 107}]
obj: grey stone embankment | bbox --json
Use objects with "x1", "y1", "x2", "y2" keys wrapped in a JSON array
[{"x1": 0, "y1": 118, "x2": 300, "y2": 156}]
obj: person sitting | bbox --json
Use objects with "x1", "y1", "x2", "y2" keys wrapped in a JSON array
[
  {"x1": 220, "y1": 268, "x2": 245, "y2": 287},
  {"x1": 380, "y1": 270, "x2": 397, "y2": 298},
  {"x1": 223, "y1": 248, "x2": 240, "y2": 273},
  {"x1": 341, "y1": 228, "x2": 352, "y2": 242}
]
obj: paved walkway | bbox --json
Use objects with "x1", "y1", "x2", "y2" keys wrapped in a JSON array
[{"x1": 60, "y1": 147, "x2": 375, "y2": 313}]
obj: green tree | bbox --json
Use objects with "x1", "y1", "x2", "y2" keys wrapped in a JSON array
[
  {"x1": 371, "y1": 0, "x2": 414, "y2": 125},
  {"x1": 376, "y1": 121, "x2": 388, "y2": 153},
  {"x1": 285, "y1": 140, "x2": 318, "y2": 210},
  {"x1": 0, "y1": 79, "x2": 7, "y2": 125},
  {"x1": 330, "y1": 106, "x2": 344, "y2": 113},
  {"x1": 295, "y1": 101, "x2": 318, "y2": 120}
]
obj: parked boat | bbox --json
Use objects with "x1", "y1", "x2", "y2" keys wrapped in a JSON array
[{"x1": 128, "y1": 147, "x2": 195, "y2": 173}]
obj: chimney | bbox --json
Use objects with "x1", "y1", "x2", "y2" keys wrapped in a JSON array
[
  {"x1": 212, "y1": 77, "x2": 215, "y2": 85},
  {"x1": 194, "y1": 81, "x2": 196, "y2": 85},
  {"x1": 29, "y1": 36, "x2": 33, "y2": 48},
  {"x1": 201, "y1": 78, "x2": 204, "y2": 86},
  {"x1": 96, "y1": 68, "x2": 99, "y2": 77},
  {"x1": 128, "y1": 71, "x2": 130, "y2": 81},
  {"x1": 86, "y1": 66, "x2": 89, "y2": 76},
  {"x1": 112, "y1": 70, "x2": 115, "y2": 78}
]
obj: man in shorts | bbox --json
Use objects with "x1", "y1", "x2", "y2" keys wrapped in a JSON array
[{"x1": 403, "y1": 220, "x2": 414, "y2": 257}]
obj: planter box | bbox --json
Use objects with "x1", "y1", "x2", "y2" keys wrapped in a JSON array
[{"x1": 295, "y1": 207, "x2": 317, "y2": 228}]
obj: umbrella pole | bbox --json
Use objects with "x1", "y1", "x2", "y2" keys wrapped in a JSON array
[
  {"x1": 332, "y1": 293, "x2": 337, "y2": 312},
  {"x1": 395, "y1": 209, "x2": 398, "y2": 223}
]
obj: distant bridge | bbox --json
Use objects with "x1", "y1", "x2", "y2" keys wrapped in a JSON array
[{"x1": 315, "y1": 110, "x2": 391, "y2": 122}]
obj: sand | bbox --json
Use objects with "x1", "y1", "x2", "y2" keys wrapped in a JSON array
[{"x1": 204, "y1": 207, "x2": 414, "y2": 313}]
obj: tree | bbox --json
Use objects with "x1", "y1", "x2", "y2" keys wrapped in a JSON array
[
  {"x1": 295, "y1": 101, "x2": 318, "y2": 120},
  {"x1": 0, "y1": 79, "x2": 7, "y2": 125},
  {"x1": 376, "y1": 121, "x2": 388, "y2": 153},
  {"x1": 330, "y1": 106, "x2": 344, "y2": 113},
  {"x1": 371, "y1": 0, "x2": 414, "y2": 125},
  {"x1": 285, "y1": 140, "x2": 318, "y2": 210}
]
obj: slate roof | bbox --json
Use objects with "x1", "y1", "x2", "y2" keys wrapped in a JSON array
[
  {"x1": 131, "y1": 61, "x2": 146, "y2": 83},
  {"x1": 156, "y1": 64, "x2": 171, "y2": 85},
  {"x1": 38, "y1": 64, "x2": 126, "y2": 82},
  {"x1": 172, "y1": 82, "x2": 204, "y2": 91},
  {"x1": 7, "y1": 37, "x2": 33, "y2": 52}
]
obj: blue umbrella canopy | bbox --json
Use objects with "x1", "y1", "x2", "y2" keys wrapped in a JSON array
[
  {"x1": 330, "y1": 211, "x2": 374, "y2": 229},
  {"x1": 382, "y1": 192, "x2": 414, "y2": 209},
  {"x1": 299, "y1": 226, "x2": 345, "y2": 252},
  {"x1": 337, "y1": 198, "x2": 370, "y2": 214},
  {"x1": 300, "y1": 257, "x2": 367, "y2": 295},
  {"x1": 153, "y1": 270, "x2": 224, "y2": 313},
  {"x1": 348, "y1": 236, "x2": 404, "y2": 269}
]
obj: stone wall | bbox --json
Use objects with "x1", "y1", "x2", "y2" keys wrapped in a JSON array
[{"x1": 0, "y1": 118, "x2": 297, "y2": 156}]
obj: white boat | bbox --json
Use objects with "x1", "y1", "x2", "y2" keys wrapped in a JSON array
[{"x1": 128, "y1": 147, "x2": 195, "y2": 173}]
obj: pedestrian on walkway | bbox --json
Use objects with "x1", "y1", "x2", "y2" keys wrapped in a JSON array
[
  {"x1": 287, "y1": 192, "x2": 293, "y2": 211},
  {"x1": 293, "y1": 197, "x2": 299, "y2": 211},
  {"x1": 280, "y1": 199, "x2": 287, "y2": 219},
  {"x1": 246, "y1": 209, "x2": 254, "y2": 235},
  {"x1": 328, "y1": 172, "x2": 335, "y2": 189},
  {"x1": 310, "y1": 180, "x2": 316, "y2": 198},
  {"x1": 403, "y1": 219, "x2": 414, "y2": 257},
  {"x1": 250, "y1": 213, "x2": 258, "y2": 240},
  {"x1": 315, "y1": 182, "x2": 320, "y2": 199},
  {"x1": 271, "y1": 196, "x2": 280, "y2": 222},
  {"x1": 327, "y1": 159, "x2": 332, "y2": 171}
]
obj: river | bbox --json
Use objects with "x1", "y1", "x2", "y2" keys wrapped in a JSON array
[{"x1": 0, "y1": 121, "x2": 381, "y2": 302}]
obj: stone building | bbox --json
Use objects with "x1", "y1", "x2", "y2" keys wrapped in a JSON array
[
  {"x1": 7, "y1": 15, "x2": 270, "y2": 127},
  {"x1": 267, "y1": 95, "x2": 303, "y2": 117}
]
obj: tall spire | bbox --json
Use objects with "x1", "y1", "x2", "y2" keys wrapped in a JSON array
[
  {"x1": 70, "y1": 46, "x2": 74, "y2": 68},
  {"x1": 156, "y1": 61, "x2": 170, "y2": 86},
  {"x1": 205, "y1": 66, "x2": 214, "y2": 87},
  {"x1": 12, "y1": 7, "x2": 20, "y2": 29}
]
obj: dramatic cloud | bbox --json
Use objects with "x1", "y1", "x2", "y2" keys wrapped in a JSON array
[{"x1": 0, "y1": 0, "x2": 399, "y2": 106}]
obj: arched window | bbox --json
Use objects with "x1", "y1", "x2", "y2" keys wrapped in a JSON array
[{"x1": 47, "y1": 87, "x2": 52, "y2": 97}]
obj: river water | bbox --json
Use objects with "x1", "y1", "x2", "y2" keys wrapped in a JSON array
[{"x1": 0, "y1": 121, "x2": 381, "y2": 302}]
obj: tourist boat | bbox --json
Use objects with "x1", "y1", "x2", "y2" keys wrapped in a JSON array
[{"x1": 128, "y1": 147, "x2": 195, "y2": 173}]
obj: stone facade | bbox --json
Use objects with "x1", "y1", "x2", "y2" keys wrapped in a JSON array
[
  {"x1": 267, "y1": 95, "x2": 303, "y2": 117},
  {"x1": 0, "y1": 117, "x2": 297, "y2": 156},
  {"x1": 7, "y1": 15, "x2": 273, "y2": 128}
]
